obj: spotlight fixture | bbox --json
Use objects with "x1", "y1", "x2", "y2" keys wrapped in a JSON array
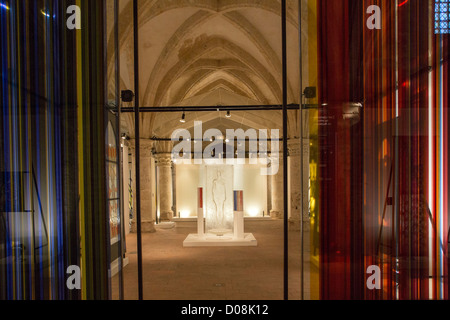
[
  {"x1": 121, "y1": 133, "x2": 130, "y2": 141},
  {"x1": 180, "y1": 112, "x2": 186, "y2": 123},
  {"x1": 226, "y1": 111, "x2": 231, "y2": 118},
  {"x1": 121, "y1": 90, "x2": 135, "y2": 102},
  {"x1": 41, "y1": 9, "x2": 51, "y2": 18},
  {"x1": 303, "y1": 87, "x2": 317, "y2": 99}
]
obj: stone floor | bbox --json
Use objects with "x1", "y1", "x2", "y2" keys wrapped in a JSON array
[{"x1": 111, "y1": 219, "x2": 319, "y2": 300}]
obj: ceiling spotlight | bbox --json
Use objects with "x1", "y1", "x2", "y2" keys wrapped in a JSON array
[
  {"x1": 303, "y1": 86, "x2": 317, "y2": 99},
  {"x1": 41, "y1": 9, "x2": 51, "y2": 18},
  {"x1": 180, "y1": 112, "x2": 186, "y2": 123},
  {"x1": 226, "y1": 111, "x2": 231, "y2": 118},
  {"x1": 121, "y1": 90, "x2": 135, "y2": 102}
]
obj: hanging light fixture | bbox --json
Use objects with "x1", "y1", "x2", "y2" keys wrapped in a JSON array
[{"x1": 180, "y1": 112, "x2": 186, "y2": 123}]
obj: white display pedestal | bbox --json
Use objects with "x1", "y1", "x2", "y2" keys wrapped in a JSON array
[
  {"x1": 197, "y1": 207, "x2": 204, "y2": 238},
  {"x1": 183, "y1": 210, "x2": 257, "y2": 247},
  {"x1": 233, "y1": 211, "x2": 245, "y2": 240},
  {"x1": 183, "y1": 232, "x2": 257, "y2": 247}
]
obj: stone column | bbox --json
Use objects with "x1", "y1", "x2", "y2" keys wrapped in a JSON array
[
  {"x1": 301, "y1": 110, "x2": 311, "y2": 232},
  {"x1": 288, "y1": 138, "x2": 311, "y2": 231},
  {"x1": 155, "y1": 141, "x2": 174, "y2": 222},
  {"x1": 130, "y1": 139, "x2": 156, "y2": 233},
  {"x1": 270, "y1": 145, "x2": 284, "y2": 220},
  {"x1": 288, "y1": 139, "x2": 302, "y2": 230},
  {"x1": 301, "y1": 138, "x2": 311, "y2": 232}
]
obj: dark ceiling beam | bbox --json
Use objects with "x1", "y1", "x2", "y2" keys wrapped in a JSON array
[{"x1": 119, "y1": 104, "x2": 303, "y2": 113}]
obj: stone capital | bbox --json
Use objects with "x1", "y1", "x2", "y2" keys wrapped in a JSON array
[
  {"x1": 154, "y1": 140, "x2": 173, "y2": 154},
  {"x1": 287, "y1": 139, "x2": 301, "y2": 157},
  {"x1": 155, "y1": 153, "x2": 172, "y2": 167},
  {"x1": 268, "y1": 141, "x2": 284, "y2": 163},
  {"x1": 128, "y1": 139, "x2": 154, "y2": 157},
  {"x1": 121, "y1": 139, "x2": 130, "y2": 148},
  {"x1": 140, "y1": 139, "x2": 154, "y2": 157},
  {"x1": 269, "y1": 151, "x2": 284, "y2": 162}
]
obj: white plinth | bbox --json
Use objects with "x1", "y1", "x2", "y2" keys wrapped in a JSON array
[
  {"x1": 197, "y1": 208, "x2": 204, "y2": 237},
  {"x1": 233, "y1": 211, "x2": 244, "y2": 240},
  {"x1": 209, "y1": 228, "x2": 232, "y2": 236},
  {"x1": 183, "y1": 232, "x2": 257, "y2": 247}
]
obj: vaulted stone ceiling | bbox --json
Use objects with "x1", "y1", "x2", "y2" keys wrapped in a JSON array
[{"x1": 107, "y1": 0, "x2": 315, "y2": 140}]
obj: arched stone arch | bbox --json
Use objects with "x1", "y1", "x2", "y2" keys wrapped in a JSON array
[
  {"x1": 170, "y1": 71, "x2": 257, "y2": 104},
  {"x1": 107, "y1": 0, "x2": 300, "y2": 91},
  {"x1": 184, "y1": 79, "x2": 256, "y2": 103},
  {"x1": 140, "y1": 10, "x2": 283, "y2": 106},
  {"x1": 168, "y1": 66, "x2": 270, "y2": 105},
  {"x1": 225, "y1": 69, "x2": 277, "y2": 104},
  {"x1": 141, "y1": 10, "x2": 214, "y2": 106},
  {"x1": 153, "y1": 36, "x2": 282, "y2": 106},
  {"x1": 223, "y1": 11, "x2": 296, "y2": 102}
]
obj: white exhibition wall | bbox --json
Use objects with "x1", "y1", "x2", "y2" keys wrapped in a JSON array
[
  {"x1": 175, "y1": 163, "x2": 199, "y2": 218},
  {"x1": 175, "y1": 162, "x2": 267, "y2": 218}
]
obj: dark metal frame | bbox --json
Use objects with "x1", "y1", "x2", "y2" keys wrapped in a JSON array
[
  {"x1": 281, "y1": 0, "x2": 289, "y2": 301},
  {"x1": 133, "y1": 0, "x2": 144, "y2": 301},
  {"x1": 120, "y1": 104, "x2": 300, "y2": 113},
  {"x1": 114, "y1": 0, "x2": 125, "y2": 301},
  {"x1": 298, "y1": 0, "x2": 304, "y2": 301}
]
